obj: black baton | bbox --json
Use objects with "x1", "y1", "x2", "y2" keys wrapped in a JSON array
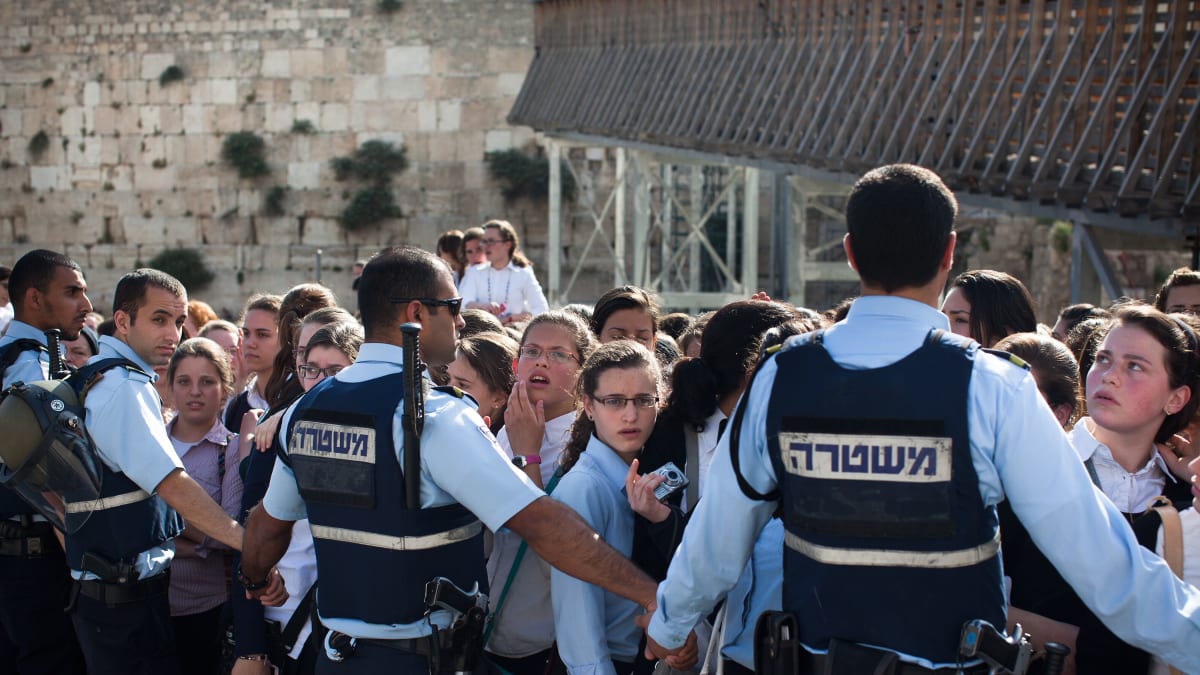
[
  {"x1": 400, "y1": 323, "x2": 425, "y2": 510},
  {"x1": 44, "y1": 329, "x2": 70, "y2": 380}
]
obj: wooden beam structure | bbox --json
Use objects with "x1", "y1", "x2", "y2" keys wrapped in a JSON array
[{"x1": 511, "y1": 0, "x2": 1200, "y2": 224}]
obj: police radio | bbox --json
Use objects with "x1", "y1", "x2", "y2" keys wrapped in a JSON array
[
  {"x1": 44, "y1": 329, "x2": 71, "y2": 380},
  {"x1": 400, "y1": 323, "x2": 425, "y2": 510}
]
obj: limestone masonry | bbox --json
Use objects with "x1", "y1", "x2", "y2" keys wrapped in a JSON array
[{"x1": 0, "y1": 0, "x2": 537, "y2": 315}]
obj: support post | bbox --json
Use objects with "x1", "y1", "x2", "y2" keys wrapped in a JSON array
[
  {"x1": 726, "y1": 173, "x2": 738, "y2": 292},
  {"x1": 548, "y1": 139, "x2": 562, "y2": 306},
  {"x1": 633, "y1": 153, "x2": 651, "y2": 287},
  {"x1": 742, "y1": 167, "x2": 760, "y2": 295},
  {"x1": 614, "y1": 148, "x2": 627, "y2": 287},
  {"x1": 689, "y1": 166, "x2": 703, "y2": 298}
]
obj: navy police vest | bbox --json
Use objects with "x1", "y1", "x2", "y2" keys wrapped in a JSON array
[
  {"x1": 66, "y1": 361, "x2": 184, "y2": 571},
  {"x1": 65, "y1": 468, "x2": 184, "y2": 571},
  {"x1": 284, "y1": 373, "x2": 486, "y2": 626},
  {"x1": 765, "y1": 330, "x2": 1005, "y2": 663}
]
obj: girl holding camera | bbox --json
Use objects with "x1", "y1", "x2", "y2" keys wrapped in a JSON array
[{"x1": 551, "y1": 341, "x2": 695, "y2": 675}]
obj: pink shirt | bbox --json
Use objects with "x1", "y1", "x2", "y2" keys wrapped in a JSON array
[{"x1": 167, "y1": 418, "x2": 243, "y2": 617}]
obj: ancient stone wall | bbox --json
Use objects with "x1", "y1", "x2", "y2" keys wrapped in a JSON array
[{"x1": 0, "y1": 0, "x2": 538, "y2": 316}]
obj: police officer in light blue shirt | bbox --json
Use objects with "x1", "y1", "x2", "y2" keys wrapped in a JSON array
[
  {"x1": 241, "y1": 246, "x2": 660, "y2": 675},
  {"x1": 69, "y1": 269, "x2": 277, "y2": 675},
  {"x1": 0, "y1": 249, "x2": 91, "y2": 674},
  {"x1": 644, "y1": 164, "x2": 1200, "y2": 674}
]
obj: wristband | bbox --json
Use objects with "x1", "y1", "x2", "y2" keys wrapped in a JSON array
[
  {"x1": 238, "y1": 654, "x2": 269, "y2": 662},
  {"x1": 237, "y1": 564, "x2": 270, "y2": 591},
  {"x1": 511, "y1": 455, "x2": 542, "y2": 469}
]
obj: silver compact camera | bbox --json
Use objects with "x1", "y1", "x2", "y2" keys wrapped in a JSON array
[{"x1": 650, "y1": 462, "x2": 689, "y2": 502}]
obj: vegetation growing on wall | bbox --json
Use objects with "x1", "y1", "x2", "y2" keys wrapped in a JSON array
[
  {"x1": 147, "y1": 248, "x2": 216, "y2": 292},
  {"x1": 330, "y1": 140, "x2": 408, "y2": 231},
  {"x1": 485, "y1": 148, "x2": 576, "y2": 203},
  {"x1": 158, "y1": 65, "x2": 185, "y2": 87},
  {"x1": 28, "y1": 131, "x2": 49, "y2": 158},
  {"x1": 221, "y1": 132, "x2": 270, "y2": 179},
  {"x1": 264, "y1": 185, "x2": 287, "y2": 216}
]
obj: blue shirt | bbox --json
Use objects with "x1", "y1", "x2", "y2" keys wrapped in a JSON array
[
  {"x1": 263, "y1": 342, "x2": 543, "y2": 640},
  {"x1": 551, "y1": 435, "x2": 642, "y2": 675},
  {"x1": 719, "y1": 519, "x2": 783, "y2": 670},
  {"x1": 78, "y1": 335, "x2": 183, "y2": 579},
  {"x1": 648, "y1": 295, "x2": 1200, "y2": 672},
  {"x1": 0, "y1": 319, "x2": 52, "y2": 386}
]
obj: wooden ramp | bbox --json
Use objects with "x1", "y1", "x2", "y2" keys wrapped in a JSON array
[{"x1": 510, "y1": 0, "x2": 1200, "y2": 224}]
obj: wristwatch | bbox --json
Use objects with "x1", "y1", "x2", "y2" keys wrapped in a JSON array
[{"x1": 511, "y1": 455, "x2": 542, "y2": 469}]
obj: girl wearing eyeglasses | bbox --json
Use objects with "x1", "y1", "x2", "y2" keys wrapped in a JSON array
[
  {"x1": 459, "y1": 219, "x2": 549, "y2": 325},
  {"x1": 551, "y1": 341, "x2": 694, "y2": 675},
  {"x1": 485, "y1": 311, "x2": 595, "y2": 675}
]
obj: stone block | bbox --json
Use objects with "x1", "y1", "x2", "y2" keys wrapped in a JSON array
[
  {"x1": 485, "y1": 47, "x2": 532, "y2": 75},
  {"x1": 67, "y1": 138, "x2": 100, "y2": 167},
  {"x1": 59, "y1": 107, "x2": 85, "y2": 137},
  {"x1": 497, "y1": 73, "x2": 525, "y2": 97},
  {"x1": 182, "y1": 104, "x2": 206, "y2": 134},
  {"x1": 139, "y1": 106, "x2": 161, "y2": 134},
  {"x1": 103, "y1": 165, "x2": 133, "y2": 192},
  {"x1": 212, "y1": 105, "x2": 242, "y2": 133},
  {"x1": 303, "y1": 217, "x2": 342, "y2": 246},
  {"x1": 437, "y1": 100, "x2": 461, "y2": 132},
  {"x1": 418, "y1": 102, "x2": 437, "y2": 132},
  {"x1": 30, "y1": 166, "x2": 67, "y2": 191},
  {"x1": 294, "y1": 101, "x2": 320, "y2": 127},
  {"x1": 140, "y1": 53, "x2": 176, "y2": 81},
  {"x1": 1, "y1": 109, "x2": 22, "y2": 138},
  {"x1": 320, "y1": 103, "x2": 348, "y2": 132},
  {"x1": 454, "y1": 131, "x2": 485, "y2": 163},
  {"x1": 210, "y1": 79, "x2": 237, "y2": 105},
  {"x1": 291, "y1": 49, "x2": 325, "y2": 78},
  {"x1": 84, "y1": 82, "x2": 101, "y2": 107},
  {"x1": 384, "y1": 46, "x2": 431, "y2": 76},
  {"x1": 159, "y1": 107, "x2": 182, "y2": 135},
  {"x1": 127, "y1": 80, "x2": 148, "y2": 105},
  {"x1": 380, "y1": 77, "x2": 424, "y2": 101},
  {"x1": 352, "y1": 76, "x2": 380, "y2": 102},
  {"x1": 288, "y1": 162, "x2": 321, "y2": 190},
  {"x1": 133, "y1": 164, "x2": 177, "y2": 191},
  {"x1": 485, "y1": 129, "x2": 513, "y2": 153},
  {"x1": 93, "y1": 106, "x2": 116, "y2": 135},
  {"x1": 188, "y1": 80, "x2": 211, "y2": 104},
  {"x1": 289, "y1": 79, "x2": 311, "y2": 103},
  {"x1": 261, "y1": 49, "x2": 290, "y2": 78},
  {"x1": 208, "y1": 52, "x2": 239, "y2": 78},
  {"x1": 99, "y1": 137, "x2": 121, "y2": 165},
  {"x1": 264, "y1": 103, "x2": 293, "y2": 133}
]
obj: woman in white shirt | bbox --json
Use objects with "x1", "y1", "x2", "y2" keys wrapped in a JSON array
[{"x1": 460, "y1": 220, "x2": 549, "y2": 325}]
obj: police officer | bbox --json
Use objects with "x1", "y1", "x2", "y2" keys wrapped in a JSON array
[
  {"x1": 0, "y1": 249, "x2": 90, "y2": 674},
  {"x1": 643, "y1": 165, "x2": 1200, "y2": 673},
  {"x1": 69, "y1": 269, "x2": 283, "y2": 675},
  {"x1": 240, "y1": 246, "x2": 661, "y2": 674}
]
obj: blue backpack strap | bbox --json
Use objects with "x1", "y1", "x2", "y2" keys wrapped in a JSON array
[
  {"x1": 0, "y1": 338, "x2": 48, "y2": 375},
  {"x1": 70, "y1": 358, "x2": 149, "y2": 398}
]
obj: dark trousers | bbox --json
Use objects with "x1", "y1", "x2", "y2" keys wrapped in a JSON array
[
  {"x1": 0, "y1": 553, "x2": 86, "y2": 675},
  {"x1": 172, "y1": 603, "x2": 225, "y2": 675},
  {"x1": 71, "y1": 583, "x2": 180, "y2": 675}
]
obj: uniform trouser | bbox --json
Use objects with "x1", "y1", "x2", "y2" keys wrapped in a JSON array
[
  {"x1": 172, "y1": 603, "x2": 225, "y2": 675},
  {"x1": 70, "y1": 581, "x2": 180, "y2": 675},
  {"x1": 0, "y1": 553, "x2": 86, "y2": 675}
]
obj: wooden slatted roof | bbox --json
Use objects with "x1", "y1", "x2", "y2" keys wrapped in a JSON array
[{"x1": 510, "y1": 0, "x2": 1200, "y2": 221}]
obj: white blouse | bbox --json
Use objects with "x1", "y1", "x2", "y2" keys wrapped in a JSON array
[{"x1": 459, "y1": 261, "x2": 549, "y2": 319}]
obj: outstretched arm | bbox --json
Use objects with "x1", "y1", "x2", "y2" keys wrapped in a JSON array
[
  {"x1": 505, "y1": 495, "x2": 658, "y2": 609},
  {"x1": 156, "y1": 468, "x2": 243, "y2": 551}
]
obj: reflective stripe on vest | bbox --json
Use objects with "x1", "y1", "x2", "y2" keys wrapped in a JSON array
[
  {"x1": 785, "y1": 529, "x2": 1000, "y2": 568},
  {"x1": 311, "y1": 520, "x2": 482, "y2": 552},
  {"x1": 64, "y1": 489, "x2": 150, "y2": 514}
]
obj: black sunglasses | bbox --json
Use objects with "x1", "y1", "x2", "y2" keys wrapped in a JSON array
[{"x1": 389, "y1": 297, "x2": 463, "y2": 317}]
